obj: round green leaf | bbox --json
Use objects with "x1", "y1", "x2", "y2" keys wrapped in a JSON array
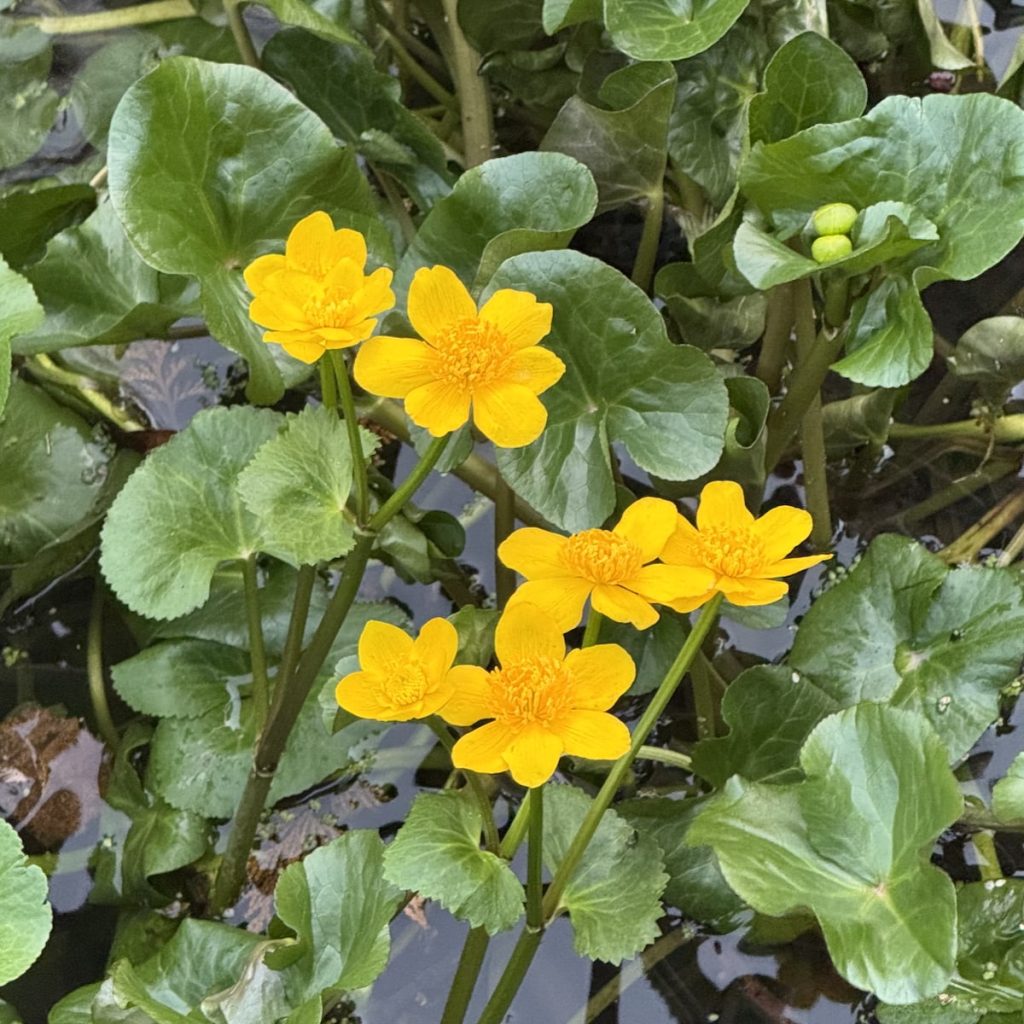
[
  {"x1": 0, "y1": 255, "x2": 42, "y2": 415},
  {"x1": 0, "y1": 184, "x2": 95, "y2": 269},
  {"x1": 492, "y1": 249, "x2": 728, "y2": 531},
  {"x1": 0, "y1": 817, "x2": 51, "y2": 986},
  {"x1": 604, "y1": 0, "x2": 750, "y2": 60}
]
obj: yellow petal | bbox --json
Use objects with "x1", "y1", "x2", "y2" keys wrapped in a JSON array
[
  {"x1": 328, "y1": 227, "x2": 369, "y2": 270},
  {"x1": 696, "y1": 481, "x2": 754, "y2": 533},
  {"x1": 493, "y1": 602, "x2": 564, "y2": 665},
  {"x1": 418, "y1": 674, "x2": 458, "y2": 718},
  {"x1": 250, "y1": 294, "x2": 308, "y2": 331},
  {"x1": 354, "y1": 336, "x2": 436, "y2": 397},
  {"x1": 243, "y1": 253, "x2": 285, "y2": 293},
  {"x1": 355, "y1": 266, "x2": 396, "y2": 317},
  {"x1": 317, "y1": 326, "x2": 366, "y2": 345},
  {"x1": 628, "y1": 563, "x2": 716, "y2": 602},
  {"x1": 405, "y1": 380, "x2": 472, "y2": 436},
  {"x1": 438, "y1": 665, "x2": 493, "y2": 726},
  {"x1": 335, "y1": 671, "x2": 400, "y2": 721},
  {"x1": 555, "y1": 709, "x2": 630, "y2": 762},
  {"x1": 507, "y1": 346, "x2": 565, "y2": 394},
  {"x1": 503, "y1": 724, "x2": 563, "y2": 788},
  {"x1": 478, "y1": 289, "x2": 553, "y2": 350},
  {"x1": 358, "y1": 620, "x2": 414, "y2": 674},
  {"x1": 472, "y1": 383, "x2": 547, "y2": 448},
  {"x1": 753, "y1": 553, "x2": 831, "y2": 578},
  {"x1": 721, "y1": 577, "x2": 789, "y2": 606},
  {"x1": 660, "y1": 514, "x2": 705, "y2": 567},
  {"x1": 613, "y1": 497, "x2": 679, "y2": 562},
  {"x1": 665, "y1": 590, "x2": 715, "y2": 614},
  {"x1": 285, "y1": 212, "x2": 337, "y2": 273},
  {"x1": 498, "y1": 528, "x2": 569, "y2": 579},
  {"x1": 590, "y1": 583, "x2": 659, "y2": 629},
  {"x1": 564, "y1": 644, "x2": 635, "y2": 710},
  {"x1": 505, "y1": 577, "x2": 593, "y2": 632},
  {"x1": 413, "y1": 617, "x2": 459, "y2": 679},
  {"x1": 751, "y1": 505, "x2": 814, "y2": 561},
  {"x1": 278, "y1": 337, "x2": 326, "y2": 364},
  {"x1": 452, "y1": 720, "x2": 515, "y2": 775},
  {"x1": 322, "y1": 257, "x2": 363, "y2": 295},
  {"x1": 408, "y1": 265, "x2": 477, "y2": 343}
]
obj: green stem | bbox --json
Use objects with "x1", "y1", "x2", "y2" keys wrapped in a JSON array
[
  {"x1": 581, "y1": 609, "x2": 603, "y2": 648},
  {"x1": 526, "y1": 785, "x2": 544, "y2": 931},
  {"x1": 370, "y1": 165, "x2": 418, "y2": 243},
  {"x1": 474, "y1": 928, "x2": 543, "y2": 1024},
  {"x1": 330, "y1": 352, "x2": 371, "y2": 526},
  {"x1": 370, "y1": 435, "x2": 449, "y2": 531},
  {"x1": 902, "y1": 460, "x2": 1017, "y2": 526},
  {"x1": 889, "y1": 415, "x2": 1024, "y2": 443},
  {"x1": 381, "y1": 27, "x2": 458, "y2": 109},
  {"x1": 972, "y1": 830, "x2": 1002, "y2": 881},
  {"x1": 689, "y1": 653, "x2": 717, "y2": 740},
  {"x1": 499, "y1": 791, "x2": 532, "y2": 858},
  {"x1": 823, "y1": 275, "x2": 850, "y2": 329},
  {"x1": 494, "y1": 476, "x2": 517, "y2": 609},
  {"x1": 792, "y1": 279, "x2": 832, "y2": 547},
  {"x1": 756, "y1": 283, "x2": 794, "y2": 394},
  {"x1": 319, "y1": 358, "x2": 338, "y2": 413},
  {"x1": 441, "y1": 927, "x2": 490, "y2": 1024},
  {"x1": 25, "y1": 355, "x2": 145, "y2": 432},
  {"x1": 87, "y1": 583, "x2": 119, "y2": 749},
  {"x1": 224, "y1": 0, "x2": 259, "y2": 66},
  {"x1": 274, "y1": 565, "x2": 316, "y2": 690},
  {"x1": 242, "y1": 554, "x2": 271, "y2": 728},
  {"x1": 630, "y1": 188, "x2": 665, "y2": 294},
  {"x1": 636, "y1": 745, "x2": 692, "y2": 771},
  {"x1": 441, "y1": 0, "x2": 494, "y2": 167},
  {"x1": 427, "y1": 718, "x2": 500, "y2": 853},
  {"x1": 19, "y1": 0, "x2": 194, "y2": 33}
]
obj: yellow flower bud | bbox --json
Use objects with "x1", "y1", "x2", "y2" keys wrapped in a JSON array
[
  {"x1": 811, "y1": 234, "x2": 853, "y2": 263},
  {"x1": 812, "y1": 202, "x2": 858, "y2": 237}
]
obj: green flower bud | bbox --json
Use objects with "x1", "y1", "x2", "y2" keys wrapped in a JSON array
[
  {"x1": 811, "y1": 234, "x2": 853, "y2": 263},
  {"x1": 811, "y1": 202, "x2": 858, "y2": 237}
]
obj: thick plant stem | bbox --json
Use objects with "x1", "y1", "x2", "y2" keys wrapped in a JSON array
[
  {"x1": 275, "y1": 565, "x2": 316, "y2": 689},
  {"x1": 382, "y1": 28, "x2": 458, "y2": 109},
  {"x1": 371, "y1": 435, "x2": 449, "y2": 529},
  {"x1": 87, "y1": 584, "x2": 119, "y2": 750},
  {"x1": 889, "y1": 415, "x2": 1024, "y2": 443},
  {"x1": 973, "y1": 830, "x2": 1002, "y2": 881},
  {"x1": 526, "y1": 786, "x2": 544, "y2": 931},
  {"x1": 581, "y1": 609, "x2": 604, "y2": 648},
  {"x1": 499, "y1": 789, "x2": 532, "y2": 858},
  {"x1": 242, "y1": 555, "x2": 271, "y2": 727},
  {"x1": 475, "y1": 928, "x2": 543, "y2": 1024},
  {"x1": 330, "y1": 352, "x2": 371, "y2": 525},
  {"x1": 756, "y1": 284, "x2": 794, "y2": 393},
  {"x1": 792, "y1": 279, "x2": 832, "y2": 547},
  {"x1": 224, "y1": 0, "x2": 259, "y2": 67},
  {"x1": 21, "y1": 0, "x2": 194, "y2": 33},
  {"x1": 494, "y1": 476, "x2": 517, "y2": 608},
  {"x1": 636, "y1": 745, "x2": 692, "y2": 771},
  {"x1": 441, "y1": 0, "x2": 493, "y2": 167},
  {"x1": 441, "y1": 927, "x2": 490, "y2": 1024},
  {"x1": 319, "y1": 358, "x2": 338, "y2": 413},
  {"x1": 631, "y1": 188, "x2": 665, "y2": 294}
]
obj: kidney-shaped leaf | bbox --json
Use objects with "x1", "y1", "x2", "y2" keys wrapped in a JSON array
[
  {"x1": 0, "y1": 254, "x2": 42, "y2": 415},
  {"x1": 0, "y1": 818, "x2": 51, "y2": 986},
  {"x1": 789, "y1": 535, "x2": 1024, "y2": 761},
  {"x1": 603, "y1": 0, "x2": 750, "y2": 60},
  {"x1": 107, "y1": 57, "x2": 373, "y2": 403},
  {"x1": 690, "y1": 704, "x2": 962, "y2": 1003},
  {"x1": 493, "y1": 250, "x2": 728, "y2": 531}
]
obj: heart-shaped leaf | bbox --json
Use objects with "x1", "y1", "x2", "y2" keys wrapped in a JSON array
[{"x1": 603, "y1": 0, "x2": 750, "y2": 61}]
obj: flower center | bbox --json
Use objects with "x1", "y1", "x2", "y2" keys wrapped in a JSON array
[
  {"x1": 563, "y1": 529, "x2": 645, "y2": 584},
  {"x1": 376, "y1": 661, "x2": 430, "y2": 708},
  {"x1": 303, "y1": 289, "x2": 355, "y2": 329},
  {"x1": 433, "y1": 318, "x2": 512, "y2": 390},
  {"x1": 697, "y1": 526, "x2": 767, "y2": 578},
  {"x1": 489, "y1": 657, "x2": 573, "y2": 728}
]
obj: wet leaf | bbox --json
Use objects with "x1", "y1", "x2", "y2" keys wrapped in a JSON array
[
  {"x1": 0, "y1": 24, "x2": 59, "y2": 171},
  {"x1": 0, "y1": 817, "x2": 51, "y2": 985},
  {"x1": 789, "y1": 535, "x2": 1024, "y2": 760},
  {"x1": 383, "y1": 790, "x2": 524, "y2": 934},
  {"x1": 107, "y1": 57, "x2": 374, "y2": 403},
  {"x1": 100, "y1": 406, "x2": 283, "y2": 620},
  {"x1": 690, "y1": 704, "x2": 962, "y2": 1003},
  {"x1": 0, "y1": 255, "x2": 42, "y2": 414},
  {"x1": 492, "y1": 249, "x2": 728, "y2": 531},
  {"x1": 542, "y1": 61, "x2": 675, "y2": 212},
  {"x1": 603, "y1": 0, "x2": 750, "y2": 61},
  {"x1": 543, "y1": 783, "x2": 668, "y2": 963}
]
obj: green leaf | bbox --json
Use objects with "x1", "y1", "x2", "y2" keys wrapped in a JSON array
[
  {"x1": 691, "y1": 665, "x2": 840, "y2": 786},
  {"x1": 619, "y1": 796, "x2": 746, "y2": 930},
  {"x1": 948, "y1": 316, "x2": 1024, "y2": 391},
  {"x1": 491, "y1": 249, "x2": 728, "y2": 531},
  {"x1": 383, "y1": 790, "x2": 525, "y2": 935},
  {"x1": 993, "y1": 753, "x2": 1024, "y2": 824},
  {"x1": 238, "y1": 405, "x2": 377, "y2": 567},
  {"x1": 690, "y1": 704, "x2": 962, "y2": 1003},
  {"x1": 788, "y1": 535, "x2": 1024, "y2": 760},
  {"x1": 656, "y1": 262, "x2": 766, "y2": 349},
  {"x1": 48, "y1": 985, "x2": 101, "y2": 1024},
  {"x1": 0, "y1": 380, "x2": 112, "y2": 565},
  {"x1": 0, "y1": 817, "x2": 51, "y2": 985},
  {"x1": 262, "y1": 30, "x2": 451, "y2": 211},
  {"x1": 458, "y1": 0, "x2": 546, "y2": 52},
  {"x1": 603, "y1": 0, "x2": 750, "y2": 60},
  {"x1": 100, "y1": 406, "x2": 283, "y2": 620},
  {"x1": 244, "y1": 0, "x2": 359, "y2": 45},
  {"x1": 14, "y1": 201, "x2": 195, "y2": 356},
  {"x1": 107, "y1": 56, "x2": 374, "y2": 403},
  {"x1": 822, "y1": 388, "x2": 898, "y2": 451},
  {"x1": 394, "y1": 152, "x2": 597, "y2": 297},
  {"x1": 747, "y1": 30, "x2": 867, "y2": 146},
  {"x1": 0, "y1": 254, "x2": 42, "y2": 414},
  {"x1": 0, "y1": 183, "x2": 95, "y2": 269},
  {"x1": 543, "y1": 784, "x2": 668, "y2": 963},
  {"x1": 543, "y1": 0, "x2": 601, "y2": 32},
  {"x1": 542, "y1": 61, "x2": 675, "y2": 213},
  {"x1": 0, "y1": 24, "x2": 59, "y2": 170},
  {"x1": 272, "y1": 831, "x2": 402, "y2": 997},
  {"x1": 602, "y1": 612, "x2": 688, "y2": 696},
  {"x1": 449, "y1": 606, "x2": 499, "y2": 666}
]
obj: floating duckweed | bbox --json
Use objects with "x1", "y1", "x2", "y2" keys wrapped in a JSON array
[
  {"x1": 812, "y1": 234, "x2": 853, "y2": 263},
  {"x1": 812, "y1": 202, "x2": 858, "y2": 236}
]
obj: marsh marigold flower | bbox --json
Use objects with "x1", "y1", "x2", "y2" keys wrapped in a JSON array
[
  {"x1": 439, "y1": 603, "x2": 634, "y2": 788},
  {"x1": 498, "y1": 497, "x2": 715, "y2": 631},
  {"x1": 244, "y1": 211, "x2": 395, "y2": 365},
  {"x1": 353, "y1": 265, "x2": 565, "y2": 447},
  {"x1": 661, "y1": 481, "x2": 831, "y2": 611},
  {"x1": 335, "y1": 617, "x2": 479, "y2": 722}
]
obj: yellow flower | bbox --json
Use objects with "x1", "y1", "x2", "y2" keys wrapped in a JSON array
[
  {"x1": 498, "y1": 497, "x2": 715, "y2": 631},
  {"x1": 335, "y1": 617, "x2": 480, "y2": 722},
  {"x1": 439, "y1": 603, "x2": 634, "y2": 788},
  {"x1": 244, "y1": 211, "x2": 395, "y2": 365},
  {"x1": 661, "y1": 481, "x2": 831, "y2": 611},
  {"x1": 352, "y1": 265, "x2": 565, "y2": 447}
]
